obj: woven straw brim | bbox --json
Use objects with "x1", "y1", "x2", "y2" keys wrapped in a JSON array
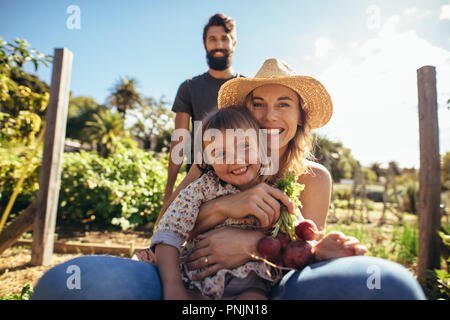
[{"x1": 217, "y1": 76, "x2": 333, "y2": 129}]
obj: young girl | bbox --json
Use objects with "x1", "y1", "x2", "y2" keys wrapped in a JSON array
[{"x1": 151, "y1": 106, "x2": 282, "y2": 300}]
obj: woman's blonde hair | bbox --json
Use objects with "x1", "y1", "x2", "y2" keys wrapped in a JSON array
[{"x1": 244, "y1": 90, "x2": 315, "y2": 184}]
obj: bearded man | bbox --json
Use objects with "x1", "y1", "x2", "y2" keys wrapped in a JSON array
[{"x1": 163, "y1": 13, "x2": 244, "y2": 206}]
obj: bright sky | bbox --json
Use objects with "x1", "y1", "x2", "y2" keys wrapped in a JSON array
[{"x1": 1, "y1": 0, "x2": 449, "y2": 168}]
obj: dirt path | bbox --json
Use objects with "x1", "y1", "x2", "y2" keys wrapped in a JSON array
[{"x1": 0, "y1": 229, "x2": 152, "y2": 297}]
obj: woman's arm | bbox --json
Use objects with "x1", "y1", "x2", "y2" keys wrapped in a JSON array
[
  {"x1": 155, "y1": 244, "x2": 189, "y2": 300},
  {"x1": 298, "y1": 161, "x2": 333, "y2": 231}
]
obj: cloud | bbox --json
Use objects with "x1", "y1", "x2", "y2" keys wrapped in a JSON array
[
  {"x1": 403, "y1": 7, "x2": 433, "y2": 19},
  {"x1": 404, "y1": 7, "x2": 419, "y2": 16},
  {"x1": 312, "y1": 14, "x2": 450, "y2": 168},
  {"x1": 314, "y1": 37, "x2": 334, "y2": 58},
  {"x1": 440, "y1": 4, "x2": 450, "y2": 20}
]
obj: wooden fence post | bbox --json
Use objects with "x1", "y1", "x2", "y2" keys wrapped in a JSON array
[
  {"x1": 416, "y1": 65, "x2": 441, "y2": 284},
  {"x1": 30, "y1": 48, "x2": 73, "y2": 266}
]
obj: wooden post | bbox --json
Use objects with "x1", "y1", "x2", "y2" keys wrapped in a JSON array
[
  {"x1": 31, "y1": 48, "x2": 73, "y2": 266},
  {"x1": 417, "y1": 65, "x2": 441, "y2": 284}
]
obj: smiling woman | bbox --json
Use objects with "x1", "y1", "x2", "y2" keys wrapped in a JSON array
[{"x1": 246, "y1": 84, "x2": 303, "y2": 165}]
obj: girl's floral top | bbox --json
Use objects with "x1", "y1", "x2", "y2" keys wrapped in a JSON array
[{"x1": 151, "y1": 171, "x2": 282, "y2": 299}]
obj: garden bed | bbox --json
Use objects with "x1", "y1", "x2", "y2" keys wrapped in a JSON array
[{"x1": 0, "y1": 229, "x2": 153, "y2": 298}]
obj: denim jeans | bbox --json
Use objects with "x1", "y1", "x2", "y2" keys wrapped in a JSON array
[{"x1": 31, "y1": 255, "x2": 425, "y2": 300}]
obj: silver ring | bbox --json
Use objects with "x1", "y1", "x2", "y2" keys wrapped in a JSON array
[{"x1": 204, "y1": 256, "x2": 209, "y2": 265}]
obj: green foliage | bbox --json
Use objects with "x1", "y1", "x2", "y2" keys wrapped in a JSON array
[
  {"x1": 272, "y1": 173, "x2": 304, "y2": 240},
  {"x1": 107, "y1": 77, "x2": 141, "y2": 115},
  {"x1": 0, "y1": 37, "x2": 50, "y2": 149},
  {"x1": 423, "y1": 231, "x2": 450, "y2": 300},
  {"x1": 129, "y1": 96, "x2": 174, "y2": 151},
  {"x1": 0, "y1": 110, "x2": 42, "y2": 146},
  {"x1": 0, "y1": 143, "x2": 41, "y2": 219},
  {"x1": 313, "y1": 134, "x2": 357, "y2": 182},
  {"x1": 424, "y1": 269, "x2": 450, "y2": 300},
  {"x1": 85, "y1": 108, "x2": 137, "y2": 158},
  {"x1": 362, "y1": 167, "x2": 378, "y2": 184},
  {"x1": 0, "y1": 284, "x2": 33, "y2": 300},
  {"x1": 0, "y1": 37, "x2": 51, "y2": 117},
  {"x1": 1, "y1": 142, "x2": 184, "y2": 230},
  {"x1": 392, "y1": 221, "x2": 418, "y2": 266},
  {"x1": 58, "y1": 148, "x2": 182, "y2": 230},
  {"x1": 66, "y1": 96, "x2": 105, "y2": 142}
]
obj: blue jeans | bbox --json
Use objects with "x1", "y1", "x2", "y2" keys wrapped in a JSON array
[{"x1": 31, "y1": 255, "x2": 425, "y2": 300}]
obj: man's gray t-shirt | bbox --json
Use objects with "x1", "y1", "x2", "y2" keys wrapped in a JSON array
[
  {"x1": 172, "y1": 72, "x2": 244, "y2": 169},
  {"x1": 172, "y1": 71, "x2": 243, "y2": 122}
]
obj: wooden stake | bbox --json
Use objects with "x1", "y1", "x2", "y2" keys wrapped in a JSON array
[
  {"x1": 417, "y1": 65, "x2": 441, "y2": 284},
  {"x1": 31, "y1": 48, "x2": 73, "y2": 266}
]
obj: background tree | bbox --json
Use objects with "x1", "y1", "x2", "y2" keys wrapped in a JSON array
[
  {"x1": 129, "y1": 96, "x2": 174, "y2": 151},
  {"x1": 0, "y1": 37, "x2": 51, "y2": 146},
  {"x1": 85, "y1": 109, "x2": 136, "y2": 158},
  {"x1": 106, "y1": 77, "x2": 141, "y2": 116},
  {"x1": 370, "y1": 162, "x2": 384, "y2": 181},
  {"x1": 66, "y1": 95, "x2": 105, "y2": 143},
  {"x1": 313, "y1": 134, "x2": 358, "y2": 182}
]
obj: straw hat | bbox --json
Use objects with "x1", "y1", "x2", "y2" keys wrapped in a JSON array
[{"x1": 217, "y1": 58, "x2": 333, "y2": 129}]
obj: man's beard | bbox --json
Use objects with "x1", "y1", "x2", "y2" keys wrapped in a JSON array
[{"x1": 206, "y1": 49, "x2": 233, "y2": 71}]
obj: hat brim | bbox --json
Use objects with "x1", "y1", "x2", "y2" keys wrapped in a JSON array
[{"x1": 218, "y1": 76, "x2": 333, "y2": 129}]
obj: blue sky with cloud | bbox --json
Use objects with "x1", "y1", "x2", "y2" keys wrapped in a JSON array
[{"x1": 1, "y1": 0, "x2": 449, "y2": 168}]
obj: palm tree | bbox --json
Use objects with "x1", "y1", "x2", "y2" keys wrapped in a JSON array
[
  {"x1": 129, "y1": 96, "x2": 174, "y2": 150},
  {"x1": 86, "y1": 109, "x2": 134, "y2": 157},
  {"x1": 107, "y1": 77, "x2": 142, "y2": 115}
]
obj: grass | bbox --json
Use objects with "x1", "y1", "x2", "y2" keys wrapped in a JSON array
[
  {"x1": 327, "y1": 209, "x2": 450, "y2": 299},
  {"x1": 327, "y1": 219, "x2": 419, "y2": 268},
  {"x1": 0, "y1": 284, "x2": 33, "y2": 300}
]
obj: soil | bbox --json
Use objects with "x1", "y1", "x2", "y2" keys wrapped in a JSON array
[{"x1": 0, "y1": 228, "x2": 153, "y2": 297}]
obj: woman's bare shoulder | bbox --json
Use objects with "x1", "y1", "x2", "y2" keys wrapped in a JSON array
[{"x1": 299, "y1": 160, "x2": 333, "y2": 186}]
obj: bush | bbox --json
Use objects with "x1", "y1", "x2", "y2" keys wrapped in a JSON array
[
  {"x1": 0, "y1": 144, "x2": 41, "y2": 220},
  {"x1": 1, "y1": 145, "x2": 184, "y2": 230},
  {"x1": 58, "y1": 148, "x2": 182, "y2": 230}
]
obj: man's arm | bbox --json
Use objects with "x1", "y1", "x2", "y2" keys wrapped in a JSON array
[{"x1": 163, "y1": 112, "x2": 191, "y2": 208}]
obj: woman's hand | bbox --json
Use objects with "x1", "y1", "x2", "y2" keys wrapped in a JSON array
[
  {"x1": 185, "y1": 227, "x2": 265, "y2": 280},
  {"x1": 313, "y1": 231, "x2": 367, "y2": 261}
]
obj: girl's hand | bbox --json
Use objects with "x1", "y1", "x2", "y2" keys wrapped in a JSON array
[
  {"x1": 217, "y1": 183, "x2": 296, "y2": 229},
  {"x1": 185, "y1": 227, "x2": 264, "y2": 280},
  {"x1": 313, "y1": 231, "x2": 367, "y2": 261}
]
